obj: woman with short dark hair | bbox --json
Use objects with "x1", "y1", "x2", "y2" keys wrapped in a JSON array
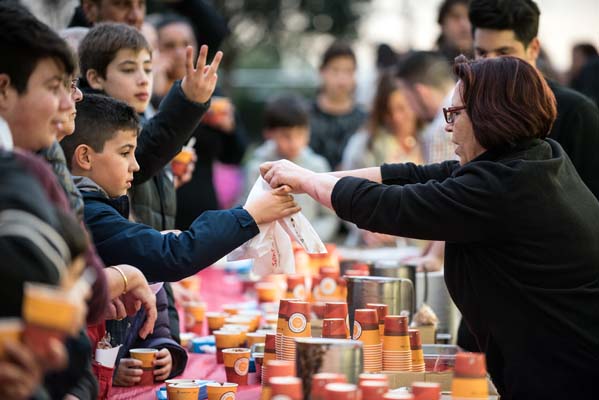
[{"x1": 261, "y1": 56, "x2": 599, "y2": 399}]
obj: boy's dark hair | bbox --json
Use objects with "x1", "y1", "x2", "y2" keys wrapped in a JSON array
[
  {"x1": 155, "y1": 13, "x2": 194, "y2": 34},
  {"x1": 263, "y1": 94, "x2": 309, "y2": 130},
  {"x1": 437, "y1": 0, "x2": 469, "y2": 24},
  {"x1": 469, "y1": 0, "x2": 541, "y2": 47},
  {"x1": 78, "y1": 22, "x2": 151, "y2": 79},
  {"x1": 396, "y1": 51, "x2": 454, "y2": 89},
  {"x1": 573, "y1": 43, "x2": 598, "y2": 59},
  {"x1": 61, "y1": 94, "x2": 140, "y2": 168},
  {"x1": 320, "y1": 41, "x2": 356, "y2": 70},
  {"x1": 0, "y1": 2, "x2": 75, "y2": 94}
]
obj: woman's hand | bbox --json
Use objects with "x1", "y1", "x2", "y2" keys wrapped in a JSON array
[
  {"x1": 260, "y1": 160, "x2": 315, "y2": 193},
  {"x1": 244, "y1": 185, "x2": 301, "y2": 225},
  {"x1": 153, "y1": 348, "x2": 172, "y2": 381},
  {"x1": 113, "y1": 358, "x2": 142, "y2": 387}
]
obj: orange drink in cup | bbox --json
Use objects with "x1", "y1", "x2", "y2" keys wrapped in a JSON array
[
  {"x1": 0, "y1": 318, "x2": 23, "y2": 360},
  {"x1": 206, "y1": 382, "x2": 238, "y2": 400},
  {"x1": 222, "y1": 348, "x2": 251, "y2": 385},
  {"x1": 129, "y1": 348, "x2": 158, "y2": 385},
  {"x1": 184, "y1": 301, "x2": 205, "y2": 335}
]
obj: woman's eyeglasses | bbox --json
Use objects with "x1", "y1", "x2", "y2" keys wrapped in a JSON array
[{"x1": 443, "y1": 106, "x2": 466, "y2": 124}]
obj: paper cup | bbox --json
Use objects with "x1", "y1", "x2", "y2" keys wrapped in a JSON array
[
  {"x1": 95, "y1": 344, "x2": 121, "y2": 368},
  {"x1": 129, "y1": 348, "x2": 158, "y2": 386},
  {"x1": 214, "y1": 330, "x2": 243, "y2": 363},
  {"x1": 359, "y1": 381, "x2": 389, "y2": 400},
  {"x1": 171, "y1": 149, "x2": 194, "y2": 177},
  {"x1": 167, "y1": 383, "x2": 200, "y2": 400},
  {"x1": 206, "y1": 312, "x2": 227, "y2": 334},
  {"x1": 270, "y1": 376, "x2": 302, "y2": 400},
  {"x1": 206, "y1": 382, "x2": 238, "y2": 400},
  {"x1": 256, "y1": 282, "x2": 278, "y2": 303},
  {"x1": 22, "y1": 282, "x2": 80, "y2": 335},
  {"x1": 222, "y1": 348, "x2": 251, "y2": 385},
  {"x1": 324, "y1": 383, "x2": 358, "y2": 400},
  {"x1": 411, "y1": 382, "x2": 440, "y2": 400},
  {"x1": 0, "y1": 318, "x2": 23, "y2": 360},
  {"x1": 184, "y1": 301, "x2": 206, "y2": 335},
  {"x1": 454, "y1": 352, "x2": 487, "y2": 378},
  {"x1": 322, "y1": 318, "x2": 348, "y2": 339},
  {"x1": 312, "y1": 373, "x2": 347, "y2": 400}
]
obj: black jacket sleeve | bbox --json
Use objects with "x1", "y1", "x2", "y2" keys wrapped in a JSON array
[
  {"x1": 381, "y1": 161, "x2": 460, "y2": 186},
  {"x1": 134, "y1": 81, "x2": 209, "y2": 184},
  {"x1": 332, "y1": 162, "x2": 506, "y2": 242}
]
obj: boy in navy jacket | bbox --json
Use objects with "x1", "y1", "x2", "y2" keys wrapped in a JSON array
[{"x1": 61, "y1": 94, "x2": 299, "y2": 384}]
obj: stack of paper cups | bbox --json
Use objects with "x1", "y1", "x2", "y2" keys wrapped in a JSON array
[
  {"x1": 408, "y1": 329, "x2": 425, "y2": 373},
  {"x1": 383, "y1": 316, "x2": 411, "y2": 372},
  {"x1": 353, "y1": 309, "x2": 382, "y2": 372},
  {"x1": 366, "y1": 303, "x2": 388, "y2": 340},
  {"x1": 260, "y1": 359, "x2": 296, "y2": 400},
  {"x1": 281, "y1": 301, "x2": 311, "y2": 363},
  {"x1": 324, "y1": 302, "x2": 350, "y2": 338}
]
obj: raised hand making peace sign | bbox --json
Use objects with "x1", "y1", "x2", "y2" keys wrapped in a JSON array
[{"x1": 180, "y1": 44, "x2": 223, "y2": 104}]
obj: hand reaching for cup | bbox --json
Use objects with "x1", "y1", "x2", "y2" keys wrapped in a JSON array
[{"x1": 244, "y1": 185, "x2": 301, "y2": 225}]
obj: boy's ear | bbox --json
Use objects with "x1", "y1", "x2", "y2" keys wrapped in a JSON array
[
  {"x1": 86, "y1": 69, "x2": 104, "y2": 91},
  {"x1": 73, "y1": 144, "x2": 94, "y2": 171},
  {"x1": 0, "y1": 74, "x2": 15, "y2": 111}
]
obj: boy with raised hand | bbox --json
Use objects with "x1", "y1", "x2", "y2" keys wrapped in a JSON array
[{"x1": 78, "y1": 22, "x2": 221, "y2": 230}]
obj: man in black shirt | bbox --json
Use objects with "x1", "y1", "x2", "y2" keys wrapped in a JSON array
[{"x1": 469, "y1": 0, "x2": 599, "y2": 200}]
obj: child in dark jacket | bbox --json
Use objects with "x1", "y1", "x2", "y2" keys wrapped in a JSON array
[{"x1": 61, "y1": 94, "x2": 300, "y2": 383}]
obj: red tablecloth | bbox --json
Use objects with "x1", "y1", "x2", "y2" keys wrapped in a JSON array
[{"x1": 109, "y1": 268, "x2": 261, "y2": 400}]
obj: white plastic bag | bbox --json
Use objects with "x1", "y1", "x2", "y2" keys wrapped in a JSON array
[{"x1": 228, "y1": 177, "x2": 327, "y2": 276}]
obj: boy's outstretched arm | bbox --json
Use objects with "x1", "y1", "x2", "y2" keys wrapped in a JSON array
[{"x1": 84, "y1": 188, "x2": 299, "y2": 282}]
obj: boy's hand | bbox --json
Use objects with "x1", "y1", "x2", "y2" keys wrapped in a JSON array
[
  {"x1": 244, "y1": 185, "x2": 301, "y2": 225},
  {"x1": 181, "y1": 45, "x2": 223, "y2": 104},
  {"x1": 113, "y1": 358, "x2": 142, "y2": 386},
  {"x1": 153, "y1": 348, "x2": 172, "y2": 381}
]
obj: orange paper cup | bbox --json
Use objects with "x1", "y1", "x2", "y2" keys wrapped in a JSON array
[
  {"x1": 214, "y1": 330, "x2": 243, "y2": 363},
  {"x1": 270, "y1": 376, "x2": 302, "y2": 400},
  {"x1": 206, "y1": 312, "x2": 227, "y2": 333},
  {"x1": 312, "y1": 373, "x2": 347, "y2": 400},
  {"x1": 206, "y1": 382, "x2": 238, "y2": 400},
  {"x1": 167, "y1": 383, "x2": 200, "y2": 400},
  {"x1": 411, "y1": 381, "x2": 440, "y2": 400},
  {"x1": 129, "y1": 348, "x2": 157, "y2": 386},
  {"x1": 222, "y1": 348, "x2": 251, "y2": 385},
  {"x1": 184, "y1": 301, "x2": 206, "y2": 335}
]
